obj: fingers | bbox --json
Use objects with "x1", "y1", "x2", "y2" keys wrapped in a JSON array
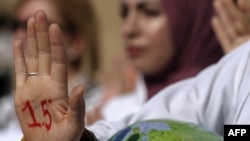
[
  {"x1": 68, "y1": 85, "x2": 85, "y2": 128},
  {"x1": 14, "y1": 40, "x2": 27, "y2": 87},
  {"x1": 18, "y1": 10, "x2": 68, "y2": 85},
  {"x1": 212, "y1": 17, "x2": 231, "y2": 53},
  {"x1": 27, "y1": 17, "x2": 39, "y2": 73},
  {"x1": 214, "y1": 0, "x2": 248, "y2": 36},
  {"x1": 50, "y1": 24, "x2": 68, "y2": 85},
  {"x1": 238, "y1": 0, "x2": 250, "y2": 30},
  {"x1": 238, "y1": 0, "x2": 250, "y2": 17},
  {"x1": 213, "y1": 0, "x2": 250, "y2": 53},
  {"x1": 223, "y1": 0, "x2": 249, "y2": 34},
  {"x1": 86, "y1": 105, "x2": 103, "y2": 126},
  {"x1": 214, "y1": 0, "x2": 236, "y2": 40},
  {"x1": 35, "y1": 11, "x2": 52, "y2": 75}
]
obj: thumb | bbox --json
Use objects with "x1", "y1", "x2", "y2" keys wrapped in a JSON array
[{"x1": 68, "y1": 85, "x2": 85, "y2": 129}]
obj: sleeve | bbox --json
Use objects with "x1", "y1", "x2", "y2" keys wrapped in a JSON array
[
  {"x1": 127, "y1": 40, "x2": 250, "y2": 135},
  {"x1": 88, "y1": 40, "x2": 250, "y2": 140},
  {"x1": 21, "y1": 128, "x2": 98, "y2": 141}
]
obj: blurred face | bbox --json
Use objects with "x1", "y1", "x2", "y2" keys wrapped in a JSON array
[
  {"x1": 121, "y1": 0, "x2": 174, "y2": 75},
  {"x1": 14, "y1": 0, "x2": 81, "y2": 63},
  {"x1": 15, "y1": 0, "x2": 61, "y2": 49},
  {"x1": 15, "y1": 0, "x2": 62, "y2": 61}
]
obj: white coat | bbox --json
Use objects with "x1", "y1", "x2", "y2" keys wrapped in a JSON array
[{"x1": 88, "y1": 40, "x2": 250, "y2": 141}]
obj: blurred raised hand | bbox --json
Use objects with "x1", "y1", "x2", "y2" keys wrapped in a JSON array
[
  {"x1": 14, "y1": 10, "x2": 85, "y2": 141},
  {"x1": 86, "y1": 54, "x2": 139, "y2": 126},
  {"x1": 212, "y1": 0, "x2": 250, "y2": 53}
]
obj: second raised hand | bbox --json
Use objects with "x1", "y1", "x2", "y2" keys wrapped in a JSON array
[{"x1": 212, "y1": 0, "x2": 250, "y2": 54}]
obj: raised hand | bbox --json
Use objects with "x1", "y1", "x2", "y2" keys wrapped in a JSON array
[
  {"x1": 14, "y1": 10, "x2": 85, "y2": 141},
  {"x1": 212, "y1": 0, "x2": 250, "y2": 53}
]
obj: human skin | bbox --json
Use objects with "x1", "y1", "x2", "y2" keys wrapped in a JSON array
[
  {"x1": 14, "y1": 0, "x2": 89, "y2": 93},
  {"x1": 121, "y1": 0, "x2": 174, "y2": 75},
  {"x1": 14, "y1": 11, "x2": 85, "y2": 141},
  {"x1": 15, "y1": 0, "x2": 61, "y2": 58},
  {"x1": 212, "y1": 0, "x2": 250, "y2": 53}
]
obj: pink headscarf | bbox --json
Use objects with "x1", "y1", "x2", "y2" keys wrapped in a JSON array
[{"x1": 146, "y1": 0, "x2": 223, "y2": 99}]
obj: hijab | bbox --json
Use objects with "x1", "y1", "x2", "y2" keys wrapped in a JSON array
[{"x1": 145, "y1": 0, "x2": 224, "y2": 99}]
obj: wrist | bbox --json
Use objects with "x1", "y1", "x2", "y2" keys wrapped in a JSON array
[{"x1": 80, "y1": 128, "x2": 97, "y2": 141}]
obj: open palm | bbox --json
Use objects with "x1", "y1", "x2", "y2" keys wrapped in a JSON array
[
  {"x1": 14, "y1": 11, "x2": 85, "y2": 141},
  {"x1": 212, "y1": 0, "x2": 250, "y2": 54}
]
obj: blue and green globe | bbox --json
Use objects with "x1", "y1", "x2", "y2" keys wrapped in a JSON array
[{"x1": 109, "y1": 119, "x2": 223, "y2": 141}]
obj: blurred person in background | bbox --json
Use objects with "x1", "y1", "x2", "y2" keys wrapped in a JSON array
[
  {"x1": 88, "y1": 0, "x2": 225, "y2": 124},
  {"x1": 0, "y1": 15, "x2": 12, "y2": 98},
  {"x1": 87, "y1": 0, "x2": 250, "y2": 126},
  {"x1": 0, "y1": 10, "x2": 22, "y2": 140},
  {"x1": 87, "y1": 54, "x2": 141, "y2": 125},
  {"x1": 14, "y1": 0, "x2": 102, "y2": 115}
]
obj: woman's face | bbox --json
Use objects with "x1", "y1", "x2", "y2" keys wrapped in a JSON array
[
  {"x1": 15, "y1": 0, "x2": 61, "y2": 41},
  {"x1": 14, "y1": 0, "x2": 61, "y2": 57},
  {"x1": 121, "y1": 0, "x2": 174, "y2": 75},
  {"x1": 14, "y1": 0, "x2": 84, "y2": 63}
]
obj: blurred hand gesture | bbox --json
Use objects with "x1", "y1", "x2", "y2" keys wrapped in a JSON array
[
  {"x1": 14, "y1": 11, "x2": 85, "y2": 141},
  {"x1": 212, "y1": 0, "x2": 250, "y2": 53}
]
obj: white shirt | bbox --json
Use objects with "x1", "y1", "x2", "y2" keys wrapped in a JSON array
[
  {"x1": 101, "y1": 75, "x2": 147, "y2": 121},
  {"x1": 0, "y1": 94, "x2": 23, "y2": 140},
  {"x1": 88, "y1": 40, "x2": 250, "y2": 141}
]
